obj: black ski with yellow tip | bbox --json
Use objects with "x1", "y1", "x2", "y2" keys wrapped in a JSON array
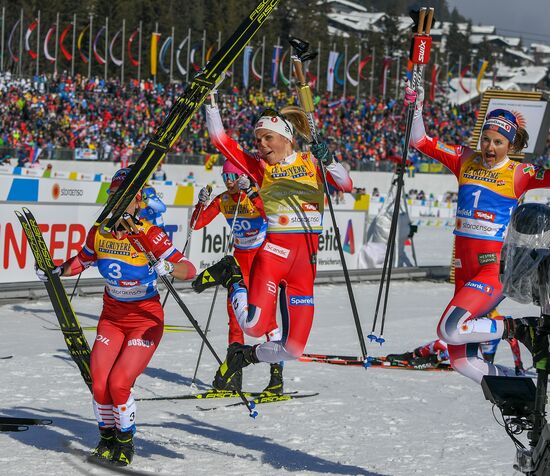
[
  {"x1": 96, "y1": 0, "x2": 280, "y2": 232},
  {"x1": 15, "y1": 207, "x2": 92, "y2": 392}
]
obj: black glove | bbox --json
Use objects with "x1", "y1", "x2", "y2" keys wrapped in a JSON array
[{"x1": 310, "y1": 142, "x2": 333, "y2": 166}]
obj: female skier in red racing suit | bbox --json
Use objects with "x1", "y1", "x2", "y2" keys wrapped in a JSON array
[
  {"x1": 406, "y1": 83, "x2": 550, "y2": 384},
  {"x1": 191, "y1": 159, "x2": 285, "y2": 393},
  {"x1": 192, "y1": 102, "x2": 353, "y2": 389},
  {"x1": 37, "y1": 168, "x2": 196, "y2": 465}
]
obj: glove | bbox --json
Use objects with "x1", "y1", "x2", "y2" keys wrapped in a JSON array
[
  {"x1": 152, "y1": 259, "x2": 174, "y2": 277},
  {"x1": 403, "y1": 79, "x2": 424, "y2": 107},
  {"x1": 198, "y1": 186, "x2": 211, "y2": 205},
  {"x1": 310, "y1": 142, "x2": 333, "y2": 166},
  {"x1": 35, "y1": 263, "x2": 63, "y2": 282},
  {"x1": 237, "y1": 174, "x2": 251, "y2": 191}
]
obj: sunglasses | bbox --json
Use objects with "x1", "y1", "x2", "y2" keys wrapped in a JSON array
[{"x1": 222, "y1": 173, "x2": 239, "y2": 182}]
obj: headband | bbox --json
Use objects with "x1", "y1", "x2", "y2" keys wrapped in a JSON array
[
  {"x1": 482, "y1": 109, "x2": 518, "y2": 143},
  {"x1": 254, "y1": 115, "x2": 294, "y2": 141}
]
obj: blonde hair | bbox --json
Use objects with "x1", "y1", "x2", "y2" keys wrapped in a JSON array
[{"x1": 280, "y1": 106, "x2": 312, "y2": 142}]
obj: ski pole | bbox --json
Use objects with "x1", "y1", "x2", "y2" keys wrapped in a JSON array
[
  {"x1": 371, "y1": 8, "x2": 434, "y2": 342},
  {"x1": 69, "y1": 272, "x2": 81, "y2": 302},
  {"x1": 190, "y1": 191, "x2": 242, "y2": 387},
  {"x1": 161, "y1": 184, "x2": 212, "y2": 308},
  {"x1": 289, "y1": 38, "x2": 368, "y2": 362},
  {"x1": 121, "y1": 214, "x2": 257, "y2": 418}
]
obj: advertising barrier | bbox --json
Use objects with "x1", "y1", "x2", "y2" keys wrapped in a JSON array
[{"x1": 1, "y1": 176, "x2": 368, "y2": 283}]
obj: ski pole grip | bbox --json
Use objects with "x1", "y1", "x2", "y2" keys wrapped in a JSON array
[
  {"x1": 292, "y1": 56, "x2": 306, "y2": 84},
  {"x1": 292, "y1": 57, "x2": 315, "y2": 114},
  {"x1": 417, "y1": 9, "x2": 426, "y2": 34},
  {"x1": 425, "y1": 8, "x2": 434, "y2": 34}
]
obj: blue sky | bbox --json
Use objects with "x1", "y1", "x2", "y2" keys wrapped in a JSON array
[{"x1": 446, "y1": 0, "x2": 550, "y2": 46}]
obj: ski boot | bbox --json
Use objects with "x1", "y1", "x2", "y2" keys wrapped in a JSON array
[
  {"x1": 385, "y1": 351, "x2": 414, "y2": 364},
  {"x1": 262, "y1": 363, "x2": 284, "y2": 395},
  {"x1": 212, "y1": 364, "x2": 242, "y2": 392},
  {"x1": 110, "y1": 429, "x2": 135, "y2": 466},
  {"x1": 90, "y1": 427, "x2": 116, "y2": 461},
  {"x1": 213, "y1": 342, "x2": 258, "y2": 390},
  {"x1": 192, "y1": 256, "x2": 243, "y2": 293}
]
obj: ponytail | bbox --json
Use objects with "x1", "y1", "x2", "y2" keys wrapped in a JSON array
[
  {"x1": 511, "y1": 127, "x2": 529, "y2": 153},
  {"x1": 280, "y1": 106, "x2": 312, "y2": 143}
]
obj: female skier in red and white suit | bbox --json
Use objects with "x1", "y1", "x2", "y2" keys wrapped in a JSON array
[
  {"x1": 194, "y1": 102, "x2": 353, "y2": 389},
  {"x1": 38, "y1": 168, "x2": 196, "y2": 465},
  {"x1": 407, "y1": 84, "x2": 550, "y2": 384}
]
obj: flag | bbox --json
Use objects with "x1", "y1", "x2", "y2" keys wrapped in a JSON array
[
  {"x1": 175, "y1": 33, "x2": 189, "y2": 77},
  {"x1": 358, "y1": 55, "x2": 371, "y2": 80},
  {"x1": 110, "y1": 29, "x2": 123, "y2": 67},
  {"x1": 306, "y1": 70, "x2": 317, "y2": 88},
  {"x1": 326, "y1": 50, "x2": 339, "y2": 92},
  {"x1": 346, "y1": 53, "x2": 359, "y2": 87},
  {"x1": 150, "y1": 32, "x2": 161, "y2": 75},
  {"x1": 278, "y1": 48, "x2": 289, "y2": 86},
  {"x1": 59, "y1": 23, "x2": 72, "y2": 61},
  {"x1": 429, "y1": 64, "x2": 440, "y2": 102},
  {"x1": 8, "y1": 19, "x2": 21, "y2": 62},
  {"x1": 127, "y1": 28, "x2": 140, "y2": 67},
  {"x1": 380, "y1": 57, "x2": 392, "y2": 96},
  {"x1": 44, "y1": 25, "x2": 56, "y2": 62},
  {"x1": 271, "y1": 45, "x2": 282, "y2": 86},
  {"x1": 476, "y1": 59, "x2": 488, "y2": 93},
  {"x1": 30, "y1": 146, "x2": 42, "y2": 165},
  {"x1": 334, "y1": 53, "x2": 344, "y2": 86},
  {"x1": 343, "y1": 219, "x2": 355, "y2": 254},
  {"x1": 242, "y1": 45, "x2": 253, "y2": 89},
  {"x1": 77, "y1": 24, "x2": 90, "y2": 63},
  {"x1": 25, "y1": 20, "x2": 39, "y2": 60},
  {"x1": 205, "y1": 43, "x2": 216, "y2": 63},
  {"x1": 459, "y1": 64, "x2": 470, "y2": 94},
  {"x1": 251, "y1": 45, "x2": 262, "y2": 81},
  {"x1": 190, "y1": 42, "x2": 202, "y2": 71},
  {"x1": 93, "y1": 26, "x2": 106, "y2": 64},
  {"x1": 159, "y1": 35, "x2": 173, "y2": 74},
  {"x1": 447, "y1": 64, "x2": 457, "y2": 92}
]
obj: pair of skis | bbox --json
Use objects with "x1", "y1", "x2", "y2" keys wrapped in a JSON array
[
  {"x1": 0, "y1": 416, "x2": 52, "y2": 432},
  {"x1": 136, "y1": 389, "x2": 318, "y2": 410},
  {"x1": 299, "y1": 353, "x2": 452, "y2": 371}
]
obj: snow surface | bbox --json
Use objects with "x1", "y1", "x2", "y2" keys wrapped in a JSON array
[{"x1": 0, "y1": 274, "x2": 540, "y2": 475}]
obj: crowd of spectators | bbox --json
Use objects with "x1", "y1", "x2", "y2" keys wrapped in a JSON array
[{"x1": 0, "y1": 72, "x2": 547, "y2": 171}]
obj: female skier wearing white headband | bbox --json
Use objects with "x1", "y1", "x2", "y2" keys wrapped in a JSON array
[{"x1": 192, "y1": 100, "x2": 353, "y2": 390}]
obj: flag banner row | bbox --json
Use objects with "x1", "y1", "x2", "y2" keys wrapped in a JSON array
[{"x1": 1, "y1": 10, "x2": 478, "y2": 97}]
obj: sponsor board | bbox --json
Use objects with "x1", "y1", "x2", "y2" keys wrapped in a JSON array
[
  {"x1": 0, "y1": 203, "x2": 187, "y2": 283},
  {"x1": 187, "y1": 210, "x2": 367, "y2": 273}
]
